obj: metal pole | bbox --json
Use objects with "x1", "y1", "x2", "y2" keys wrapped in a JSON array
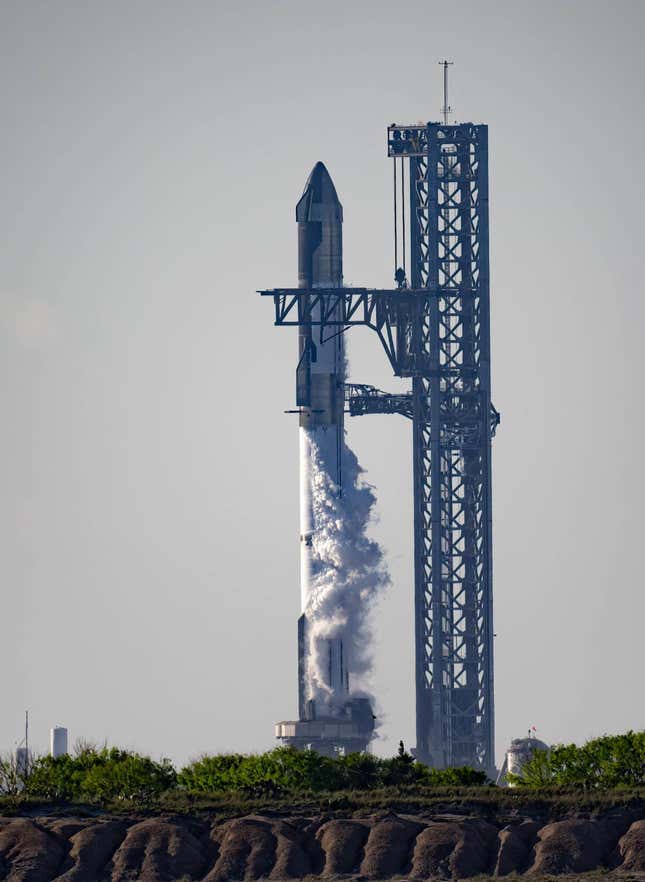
[
  {"x1": 401, "y1": 159, "x2": 406, "y2": 274},
  {"x1": 439, "y1": 60, "x2": 454, "y2": 124},
  {"x1": 393, "y1": 159, "x2": 398, "y2": 271}
]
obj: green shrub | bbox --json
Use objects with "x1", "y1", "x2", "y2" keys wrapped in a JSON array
[
  {"x1": 178, "y1": 747, "x2": 341, "y2": 793},
  {"x1": 334, "y1": 751, "x2": 381, "y2": 789},
  {"x1": 25, "y1": 747, "x2": 176, "y2": 803},
  {"x1": 13, "y1": 740, "x2": 491, "y2": 805},
  {"x1": 508, "y1": 730, "x2": 645, "y2": 789},
  {"x1": 178, "y1": 742, "x2": 489, "y2": 794}
]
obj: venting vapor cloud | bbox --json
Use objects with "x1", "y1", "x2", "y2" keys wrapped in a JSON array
[{"x1": 304, "y1": 433, "x2": 390, "y2": 713}]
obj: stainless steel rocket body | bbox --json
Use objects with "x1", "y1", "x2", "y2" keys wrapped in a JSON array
[
  {"x1": 272, "y1": 163, "x2": 376, "y2": 753},
  {"x1": 295, "y1": 163, "x2": 347, "y2": 718}
]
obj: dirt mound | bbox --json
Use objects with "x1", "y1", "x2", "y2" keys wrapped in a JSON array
[
  {"x1": 410, "y1": 819, "x2": 497, "y2": 879},
  {"x1": 494, "y1": 820, "x2": 540, "y2": 875},
  {"x1": 267, "y1": 819, "x2": 311, "y2": 879},
  {"x1": 527, "y1": 818, "x2": 613, "y2": 875},
  {"x1": 0, "y1": 808, "x2": 644, "y2": 880},
  {"x1": 359, "y1": 814, "x2": 423, "y2": 877},
  {"x1": 410, "y1": 821, "x2": 460, "y2": 878},
  {"x1": 451, "y1": 819, "x2": 498, "y2": 878},
  {"x1": 316, "y1": 818, "x2": 369, "y2": 875},
  {"x1": 0, "y1": 818, "x2": 65, "y2": 882},
  {"x1": 110, "y1": 818, "x2": 205, "y2": 882},
  {"x1": 39, "y1": 821, "x2": 92, "y2": 842},
  {"x1": 615, "y1": 819, "x2": 645, "y2": 873},
  {"x1": 204, "y1": 817, "x2": 276, "y2": 881},
  {"x1": 52, "y1": 821, "x2": 126, "y2": 882}
]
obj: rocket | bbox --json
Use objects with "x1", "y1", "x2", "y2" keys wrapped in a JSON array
[
  {"x1": 271, "y1": 162, "x2": 376, "y2": 752},
  {"x1": 295, "y1": 162, "x2": 348, "y2": 719}
]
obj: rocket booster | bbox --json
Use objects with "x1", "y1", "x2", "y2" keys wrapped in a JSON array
[{"x1": 295, "y1": 162, "x2": 347, "y2": 718}]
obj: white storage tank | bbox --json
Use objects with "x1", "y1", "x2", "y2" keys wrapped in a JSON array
[
  {"x1": 50, "y1": 727, "x2": 68, "y2": 758},
  {"x1": 501, "y1": 735, "x2": 549, "y2": 786}
]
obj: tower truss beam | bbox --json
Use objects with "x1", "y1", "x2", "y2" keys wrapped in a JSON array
[{"x1": 345, "y1": 383, "x2": 413, "y2": 419}]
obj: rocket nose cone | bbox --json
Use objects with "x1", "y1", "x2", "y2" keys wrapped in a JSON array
[
  {"x1": 296, "y1": 161, "x2": 343, "y2": 222},
  {"x1": 304, "y1": 161, "x2": 341, "y2": 206}
]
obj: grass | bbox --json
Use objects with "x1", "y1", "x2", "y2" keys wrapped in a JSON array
[{"x1": 1, "y1": 785, "x2": 643, "y2": 819}]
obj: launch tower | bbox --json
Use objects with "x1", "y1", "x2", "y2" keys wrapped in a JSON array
[{"x1": 261, "y1": 114, "x2": 498, "y2": 773}]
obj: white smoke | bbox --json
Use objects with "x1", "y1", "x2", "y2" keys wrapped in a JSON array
[{"x1": 304, "y1": 433, "x2": 389, "y2": 712}]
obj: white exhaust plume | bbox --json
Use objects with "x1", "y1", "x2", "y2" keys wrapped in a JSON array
[{"x1": 304, "y1": 433, "x2": 390, "y2": 712}]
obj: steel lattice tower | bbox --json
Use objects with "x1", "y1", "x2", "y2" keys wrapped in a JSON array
[
  {"x1": 261, "y1": 119, "x2": 498, "y2": 774},
  {"x1": 389, "y1": 122, "x2": 497, "y2": 772}
]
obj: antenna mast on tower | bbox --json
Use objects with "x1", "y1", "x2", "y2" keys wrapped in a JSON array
[{"x1": 440, "y1": 60, "x2": 454, "y2": 124}]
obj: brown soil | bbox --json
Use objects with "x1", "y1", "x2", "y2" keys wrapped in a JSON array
[{"x1": 0, "y1": 808, "x2": 643, "y2": 881}]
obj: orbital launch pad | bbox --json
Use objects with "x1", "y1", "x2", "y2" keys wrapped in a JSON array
[{"x1": 261, "y1": 109, "x2": 498, "y2": 771}]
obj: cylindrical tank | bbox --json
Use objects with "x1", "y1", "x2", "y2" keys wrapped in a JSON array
[
  {"x1": 506, "y1": 736, "x2": 549, "y2": 785},
  {"x1": 50, "y1": 727, "x2": 68, "y2": 758}
]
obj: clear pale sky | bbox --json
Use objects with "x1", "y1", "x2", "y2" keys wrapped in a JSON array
[{"x1": 1, "y1": 0, "x2": 643, "y2": 768}]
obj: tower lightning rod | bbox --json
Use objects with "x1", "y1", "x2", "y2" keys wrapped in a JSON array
[{"x1": 440, "y1": 60, "x2": 454, "y2": 124}]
